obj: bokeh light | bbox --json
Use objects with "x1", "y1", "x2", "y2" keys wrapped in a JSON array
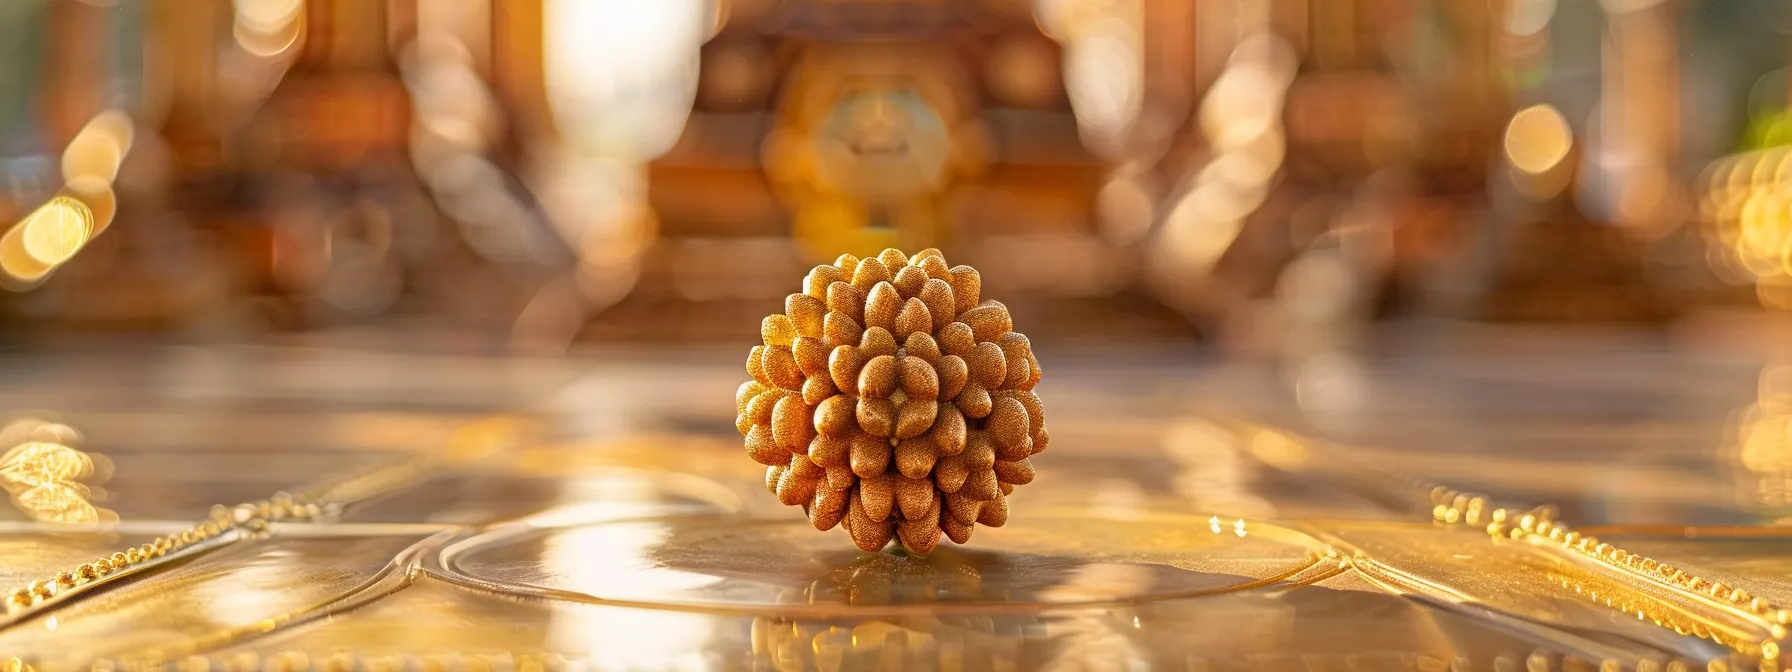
[
  {"x1": 1504, "y1": 104, "x2": 1573, "y2": 176},
  {"x1": 18, "y1": 198, "x2": 94, "y2": 267},
  {"x1": 542, "y1": 0, "x2": 711, "y2": 162},
  {"x1": 1149, "y1": 32, "x2": 1294, "y2": 304},
  {"x1": 232, "y1": 0, "x2": 305, "y2": 57},
  {"x1": 1037, "y1": 0, "x2": 1144, "y2": 154},
  {"x1": 0, "y1": 419, "x2": 112, "y2": 525},
  {"x1": 1701, "y1": 144, "x2": 1792, "y2": 307},
  {"x1": 1505, "y1": 0, "x2": 1558, "y2": 37}
]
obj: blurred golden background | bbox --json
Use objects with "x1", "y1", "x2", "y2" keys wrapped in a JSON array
[
  {"x1": 0, "y1": 0, "x2": 1786, "y2": 349},
  {"x1": 19, "y1": 5, "x2": 1792, "y2": 667}
]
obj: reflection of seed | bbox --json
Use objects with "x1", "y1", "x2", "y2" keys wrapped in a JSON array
[{"x1": 21, "y1": 198, "x2": 94, "y2": 267}]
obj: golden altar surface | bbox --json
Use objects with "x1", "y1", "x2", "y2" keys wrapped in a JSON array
[{"x1": 1, "y1": 327, "x2": 1791, "y2": 671}]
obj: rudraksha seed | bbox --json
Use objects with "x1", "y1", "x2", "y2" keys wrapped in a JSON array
[{"x1": 737, "y1": 248, "x2": 1046, "y2": 554}]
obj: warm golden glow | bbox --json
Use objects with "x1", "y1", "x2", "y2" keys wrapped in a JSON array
[
  {"x1": 0, "y1": 418, "x2": 81, "y2": 446},
  {"x1": 1062, "y1": 18, "x2": 1144, "y2": 148},
  {"x1": 0, "y1": 427, "x2": 111, "y2": 525},
  {"x1": 59, "y1": 135, "x2": 120, "y2": 186},
  {"x1": 62, "y1": 177, "x2": 116, "y2": 236},
  {"x1": 542, "y1": 0, "x2": 708, "y2": 161},
  {"x1": 234, "y1": 0, "x2": 304, "y2": 35},
  {"x1": 1043, "y1": 0, "x2": 1145, "y2": 154},
  {"x1": 1151, "y1": 33, "x2": 1295, "y2": 293},
  {"x1": 59, "y1": 110, "x2": 133, "y2": 186},
  {"x1": 233, "y1": 0, "x2": 305, "y2": 56},
  {"x1": 3, "y1": 196, "x2": 101, "y2": 287},
  {"x1": 1701, "y1": 147, "x2": 1792, "y2": 305},
  {"x1": 0, "y1": 223, "x2": 54, "y2": 284},
  {"x1": 1095, "y1": 172, "x2": 1154, "y2": 245},
  {"x1": 19, "y1": 197, "x2": 95, "y2": 267},
  {"x1": 1247, "y1": 430, "x2": 1310, "y2": 470},
  {"x1": 1503, "y1": 104, "x2": 1573, "y2": 175},
  {"x1": 1730, "y1": 366, "x2": 1792, "y2": 507},
  {"x1": 85, "y1": 109, "x2": 134, "y2": 157},
  {"x1": 0, "y1": 442, "x2": 95, "y2": 486},
  {"x1": 7, "y1": 109, "x2": 135, "y2": 286},
  {"x1": 1159, "y1": 197, "x2": 1244, "y2": 274}
]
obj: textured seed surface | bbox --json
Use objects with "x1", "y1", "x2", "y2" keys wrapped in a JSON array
[
  {"x1": 917, "y1": 254, "x2": 951, "y2": 281},
  {"x1": 895, "y1": 476, "x2": 934, "y2": 519},
  {"x1": 860, "y1": 326, "x2": 898, "y2": 359},
  {"x1": 806, "y1": 265, "x2": 842, "y2": 299},
  {"x1": 896, "y1": 438, "x2": 937, "y2": 478},
  {"x1": 894, "y1": 298, "x2": 932, "y2": 341},
  {"x1": 738, "y1": 250, "x2": 1044, "y2": 554},
  {"x1": 857, "y1": 397, "x2": 896, "y2": 437},
  {"x1": 827, "y1": 282, "x2": 864, "y2": 322},
  {"x1": 935, "y1": 454, "x2": 970, "y2": 492},
  {"x1": 893, "y1": 265, "x2": 928, "y2": 298},
  {"x1": 746, "y1": 425, "x2": 785, "y2": 465},
  {"x1": 895, "y1": 398, "x2": 938, "y2": 440},
  {"x1": 1009, "y1": 390, "x2": 1046, "y2": 432},
  {"x1": 965, "y1": 342, "x2": 1008, "y2": 390},
  {"x1": 747, "y1": 345, "x2": 767, "y2": 384},
  {"x1": 829, "y1": 346, "x2": 864, "y2": 395},
  {"x1": 919, "y1": 279, "x2": 957, "y2": 330},
  {"x1": 823, "y1": 312, "x2": 863, "y2": 350},
  {"x1": 977, "y1": 493, "x2": 1009, "y2": 526},
  {"x1": 899, "y1": 356, "x2": 939, "y2": 401},
  {"x1": 860, "y1": 476, "x2": 894, "y2": 520},
  {"x1": 772, "y1": 395, "x2": 815, "y2": 451},
  {"x1": 850, "y1": 433, "x2": 892, "y2": 477},
  {"x1": 802, "y1": 375, "x2": 835, "y2": 405},
  {"x1": 904, "y1": 332, "x2": 941, "y2": 364},
  {"x1": 961, "y1": 302, "x2": 1012, "y2": 342},
  {"x1": 859, "y1": 355, "x2": 898, "y2": 398},
  {"x1": 938, "y1": 322, "x2": 976, "y2": 357},
  {"x1": 762, "y1": 314, "x2": 795, "y2": 347},
  {"x1": 809, "y1": 435, "x2": 848, "y2": 467},
  {"x1": 878, "y1": 247, "x2": 910, "y2": 271},
  {"x1": 787, "y1": 294, "x2": 826, "y2": 338},
  {"x1": 792, "y1": 336, "x2": 829, "y2": 377},
  {"x1": 811, "y1": 487, "x2": 848, "y2": 530},
  {"x1": 930, "y1": 404, "x2": 967, "y2": 455},
  {"x1": 949, "y1": 266, "x2": 981, "y2": 314},
  {"x1": 763, "y1": 346, "x2": 803, "y2": 390},
  {"x1": 815, "y1": 395, "x2": 857, "y2": 437},
  {"x1": 994, "y1": 459, "x2": 1035, "y2": 485},
  {"x1": 746, "y1": 390, "x2": 779, "y2": 428},
  {"x1": 936, "y1": 355, "x2": 968, "y2": 400},
  {"x1": 987, "y1": 395, "x2": 1031, "y2": 452},
  {"x1": 852, "y1": 257, "x2": 890, "y2": 292},
  {"x1": 957, "y1": 382, "x2": 992, "y2": 419},
  {"x1": 864, "y1": 282, "x2": 902, "y2": 332}
]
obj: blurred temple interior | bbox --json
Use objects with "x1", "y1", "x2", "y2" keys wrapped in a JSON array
[{"x1": 1, "y1": 0, "x2": 1786, "y2": 349}]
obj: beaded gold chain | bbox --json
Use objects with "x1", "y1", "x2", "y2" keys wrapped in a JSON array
[
  {"x1": 1212, "y1": 416, "x2": 1792, "y2": 664},
  {"x1": 1424, "y1": 482, "x2": 1790, "y2": 661},
  {"x1": 0, "y1": 454, "x2": 437, "y2": 628}
]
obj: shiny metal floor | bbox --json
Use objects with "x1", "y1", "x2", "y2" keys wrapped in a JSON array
[{"x1": 2, "y1": 326, "x2": 1791, "y2": 669}]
